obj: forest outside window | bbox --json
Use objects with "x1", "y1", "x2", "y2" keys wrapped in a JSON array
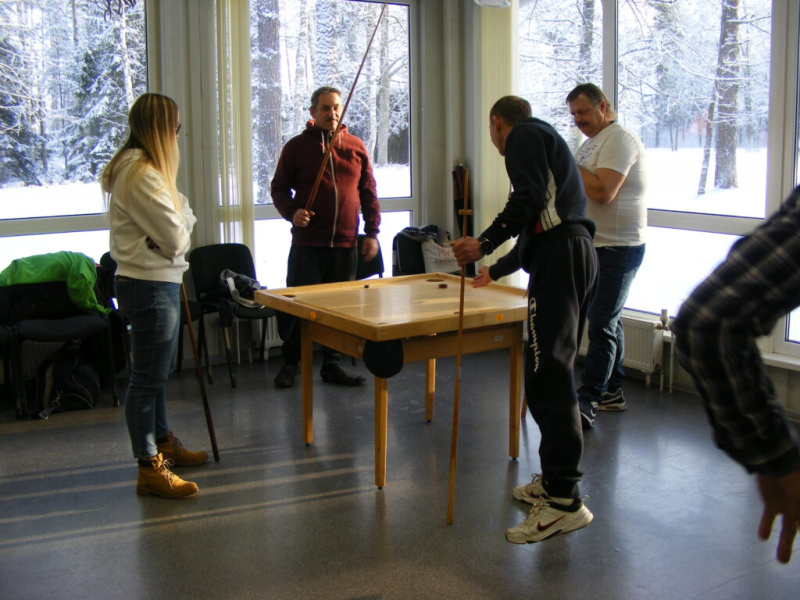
[
  {"x1": 0, "y1": 0, "x2": 147, "y2": 221},
  {"x1": 618, "y1": 0, "x2": 772, "y2": 220},
  {"x1": 249, "y1": 0, "x2": 411, "y2": 205},
  {"x1": 518, "y1": 0, "x2": 773, "y2": 318}
]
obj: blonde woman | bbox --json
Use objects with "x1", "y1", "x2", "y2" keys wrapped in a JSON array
[{"x1": 102, "y1": 93, "x2": 206, "y2": 498}]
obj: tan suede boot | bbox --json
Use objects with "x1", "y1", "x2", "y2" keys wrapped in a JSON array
[
  {"x1": 136, "y1": 453, "x2": 199, "y2": 498},
  {"x1": 156, "y1": 431, "x2": 209, "y2": 467}
]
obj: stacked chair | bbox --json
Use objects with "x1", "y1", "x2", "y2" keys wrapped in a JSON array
[{"x1": 0, "y1": 252, "x2": 118, "y2": 418}]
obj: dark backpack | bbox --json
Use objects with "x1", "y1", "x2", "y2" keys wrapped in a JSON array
[{"x1": 35, "y1": 342, "x2": 100, "y2": 419}]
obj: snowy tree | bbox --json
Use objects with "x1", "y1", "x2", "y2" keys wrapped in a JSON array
[
  {"x1": 0, "y1": 34, "x2": 42, "y2": 186},
  {"x1": 0, "y1": 0, "x2": 144, "y2": 189},
  {"x1": 65, "y1": 2, "x2": 145, "y2": 182},
  {"x1": 712, "y1": 0, "x2": 740, "y2": 189},
  {"x1": 518, "y1": 0, "x2": 602, "y2": 138},
  {"x1": 252, "y1": 0, "x2": 282, "y2": 204},
  {"x1": 256, "y1": 0, "x2": 410, "y2": 198},
  {"x1": 314, "y1": 0, "x2": 340, "y2": 90}
]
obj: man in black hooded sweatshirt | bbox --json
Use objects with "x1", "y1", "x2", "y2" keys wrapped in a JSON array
[{"x1": 452, "y1": 95, "x2": 597, "y2": 544}]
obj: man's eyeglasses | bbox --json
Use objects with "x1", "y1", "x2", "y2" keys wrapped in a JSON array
[{"x1": 175, "y1": 123, "x2": 182, "y2": 135}]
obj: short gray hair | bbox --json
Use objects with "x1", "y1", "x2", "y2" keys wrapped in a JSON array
[{"x1": 310, "y1": 86, "x2": 341, "y2": 110}]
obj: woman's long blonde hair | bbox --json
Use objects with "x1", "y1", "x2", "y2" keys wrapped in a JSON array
[{"x1": 103, "y1": 93, "x2": 181, "y2": 210}]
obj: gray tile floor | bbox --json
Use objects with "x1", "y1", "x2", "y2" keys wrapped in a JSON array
[{"x1": 1, "y1": 350, "x2": 798, "y2": 600}]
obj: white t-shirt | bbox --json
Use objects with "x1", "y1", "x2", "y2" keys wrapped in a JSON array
[{"x1": 574, "y1": 123, "x2": 647, "y2": 247}]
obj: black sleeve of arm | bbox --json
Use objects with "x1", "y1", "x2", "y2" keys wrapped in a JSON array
[{"x1": 488, "y1": 242, "x2": 521, "y2": 281}]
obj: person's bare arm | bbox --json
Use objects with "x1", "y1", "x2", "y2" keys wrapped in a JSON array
[{"x1": 578, "y1": 166, "x2": 626, "y2": 205}]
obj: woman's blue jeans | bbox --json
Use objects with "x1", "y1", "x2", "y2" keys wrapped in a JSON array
[
  {"x1": 116, "y1": 278, "x2": 180, "y2": 459},
  {"x1": 578, "y1": 244, "x2": 645, "y2": 403}
]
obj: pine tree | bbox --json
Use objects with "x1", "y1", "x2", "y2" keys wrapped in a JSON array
[{"x1": 0, "y1": 35, "x2": 42, "y2": 186}]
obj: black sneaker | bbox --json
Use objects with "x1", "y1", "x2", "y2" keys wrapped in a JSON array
[
  {"x1": 274, "y1": 365, "x2": 297, "y2": 388},
  {"x1": 579, "y1": 398, "x2": 597, "y2": 430},
  {"x1": 598, "y1": 388, "x2": 626, "y2": 411}
]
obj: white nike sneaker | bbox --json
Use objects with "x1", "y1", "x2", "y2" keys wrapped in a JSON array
[
  {"x1": 512, "y1": 473, "x2": 547, "y2": 504},
  {"x1": 505, "y1": 498, "x2": 593, "y2": 544}
]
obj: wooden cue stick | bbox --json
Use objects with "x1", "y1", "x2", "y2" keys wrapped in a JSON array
[
  {"x1": 180, "y1": 283, "x2": 220, "y2": 462},
  {"x1": 446, "y1": 167, "x2": 471, "y2": 524},
  {"x1": 305, "y1": 0, "x2": 389, "y2": 212}
]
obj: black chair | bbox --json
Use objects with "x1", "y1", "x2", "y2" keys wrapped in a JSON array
[
  {"x1": 98, "y1": 253, "x2": 132, "y2": 372},
  {"x1": 0, "y1": 325, "x2": 13, "y2": 407},
  {"x1": 0, "y1": 280, "x2": 117, "y2": 418},
  {"x1": 356, "y1": 234, "x2": 385, "y2": 280},
  {"x1": 189, "y1": 243, "x2": 276, "y2": 389},
  {"x1": 176, "y1": 296, "x2": 205, "y2": 373},
  {"x1": 392, "y1": 227, "x2": 427, "y2": 276}
]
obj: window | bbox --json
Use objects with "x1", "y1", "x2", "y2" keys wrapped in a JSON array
[
  {"x1": 517, "y1": 0, "x2": 602, "y2": 137},
  {"x1": 618, "y1": 0, "x2": 772, "y2": 219},
  {"x1": 0, "y1": 0, "x2": 147, "y2": 266},
  {"x1": 619, "y1": 0, "x2": 771, "y2": 316},
  {"x1": 249, "y1": 0, "x2": 412, "y2": 289},
  {"x1": 783, "y1": 34, "x2": 800, "y2": 344},
  {"x1": 518, "y1": 0, "x2": 775, "y2": 319},
  {"x1": 251, "y1": 0, "x2": 410, "y2": 203},
  {"x1": 625, "y1": 227, "x2": 740, "y2": 316}
]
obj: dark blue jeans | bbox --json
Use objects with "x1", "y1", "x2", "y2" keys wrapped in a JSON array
[
  {"x1": 116, "y1": 278, "x2": 180, "y2": 459},
  {"x1": 579, "y1": 244, "x2": 645, "y2": 404}
]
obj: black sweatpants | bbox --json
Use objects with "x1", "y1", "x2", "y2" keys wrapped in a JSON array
[
  {"x1": 276, "y1": 245, "x2": 358, "y2": 366},
  {"x1": 524, "y1": 226, "x2": 597, "y2": 499}
]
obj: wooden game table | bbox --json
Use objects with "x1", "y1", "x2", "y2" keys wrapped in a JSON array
[{"x1": 254, "y1": 273, "x2": 528, "y2": 488}]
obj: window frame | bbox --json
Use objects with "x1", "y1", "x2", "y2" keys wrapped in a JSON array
[
  {"x1": 251, "y1": 0, "x2": 419, "y2": 227},
  {"x1": 600, "y1": 0, "x2": 800, "y2": 358}
]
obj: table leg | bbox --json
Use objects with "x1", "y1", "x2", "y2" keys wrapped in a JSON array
[
  {"x1": 424, "y1": 358, "x2": 436, "y2": 422},
  {"x1": 301, "y1": 323, "x2": 314, "y2": 445},
  {"x1": 508, "y1": 341, "x2": 523, "y2": 459},
  {"x1": 375, "y1": 376, "x2": 389, "y2": 488}
]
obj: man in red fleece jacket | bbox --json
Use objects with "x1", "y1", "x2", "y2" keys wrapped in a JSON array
[{"x1": 270, "y1": 86, "x2": 381, "y2": 388}]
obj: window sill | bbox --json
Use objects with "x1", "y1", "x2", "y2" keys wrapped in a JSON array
[{"x1": 761, "y1": 353, "x2": 800, "y2": 373}]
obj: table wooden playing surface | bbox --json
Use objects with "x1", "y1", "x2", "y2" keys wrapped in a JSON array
[{"x1": 254, "y1": 273, "x2": 528, "y2": 488}]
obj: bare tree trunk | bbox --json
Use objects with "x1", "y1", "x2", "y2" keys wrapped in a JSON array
[
  {"x1": 292, "y1": 0, "x2": 311, "y2": 136},
  {"x1": 713, "y1": 0, "x2": 739, "y2": 189},
  {"x1": 72, "y1": 0, "x2": 78, "y2": 46},
  {"x1": 314, "y1": 0, "x2": 340, "y2": 90},
  {"x1": 252, "y1": 0, "x2": 282, "y2": 203},
  {"x1": 364, "y1": 8, "x2": 377, "y2": 158},
  {"x1": 577, "y1": 0, "x2": 595, "y2": 82},
  {"x1": 698, "y1": 101, "x2": 715, "y2": 196},
  {"x1": 376, "y1": 13, "x2": 390, "y2": 166},
  {"x1": 119, "y1": 6, "x2": 134, "y2": 107}
]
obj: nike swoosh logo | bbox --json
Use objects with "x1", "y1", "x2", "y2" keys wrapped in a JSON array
[{"x1": 537, "y1": 516, "x2": 564, "y2": 532}]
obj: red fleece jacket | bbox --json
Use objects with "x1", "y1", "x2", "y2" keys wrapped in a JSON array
[{"x1": 270, "y1": 121, "x2": 380, "y2": 247}]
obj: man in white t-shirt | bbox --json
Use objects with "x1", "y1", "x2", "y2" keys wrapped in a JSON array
[{"x1": 567, "y1": 83, "x2": 647, "y2": 429}]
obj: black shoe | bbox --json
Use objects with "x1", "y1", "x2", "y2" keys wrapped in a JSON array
[
  {"x1": 274, "y1": 365, "x2": 297, "y2": 388},
  {"x1": 320, "y1": 364, "x2": 366, "y2": 386},
  {"x1": 579, "y1": 398, "x2": 597, "y2": 430}
]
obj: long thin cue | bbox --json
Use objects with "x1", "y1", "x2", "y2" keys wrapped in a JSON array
[
  {"x1": 446, "y1": 167, "x2": 472, "y2": 524},
  {"x1": 180, "y1": 282, "x2": 220, "y2": 462},
  {"x1": 305, "y1": 0, "x2": 388, "y2": 212}
]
